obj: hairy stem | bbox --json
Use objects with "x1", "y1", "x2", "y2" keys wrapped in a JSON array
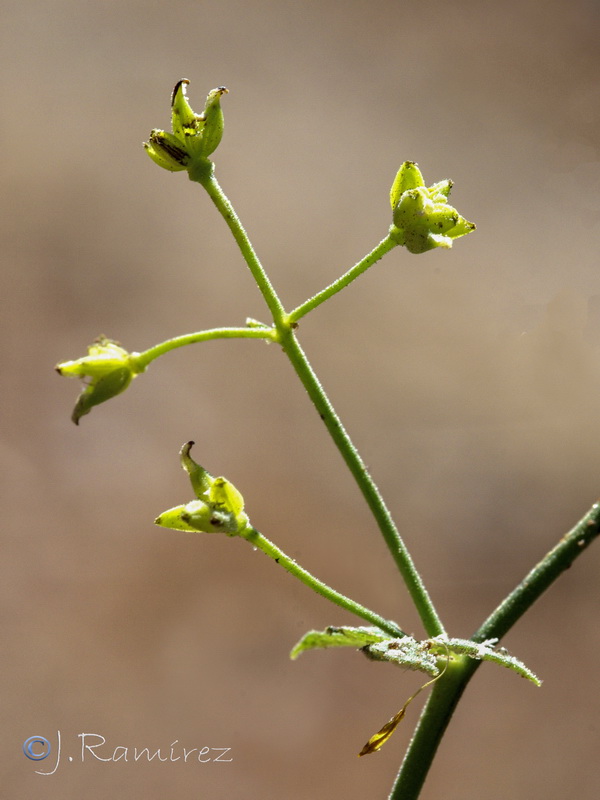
[{"x1": 288, "y1": 235, "x2": 397, "y2": 323}]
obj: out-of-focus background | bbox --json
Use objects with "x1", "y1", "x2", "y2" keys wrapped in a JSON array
[{"x1": 2, "y1": 1, "x2": 599, "y2": 797}]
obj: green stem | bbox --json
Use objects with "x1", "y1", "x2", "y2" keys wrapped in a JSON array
[
  {"x1": 196, "y1": 169, "x2": 445, "y2": 638},
  {"x1": 388, "y1": 658, "x2": 474, "y2": 800},
  {"x1": 289, "y1": 235, "x2": 397, "y2": 323},
  {"x1": 193, "y1": 167, "x2": 287, "y2": 326},
  {"x1": 134, "y1": 326, "x2": 276, "y2": 371},
  {"x1": 388, "y1": 500, "x2": 600, "y2": 799},
  {"x1": 243, "y1": 527, "x2": 404, "y2": 638},
  {"x1": 472, "y1": 499, "x2": 600, "y2": 643},
  {"x1": 277, "y1": 328, "x2": 446, "y2": 638}
]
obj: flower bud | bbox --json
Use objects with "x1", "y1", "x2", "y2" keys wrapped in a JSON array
[
  {"x1": 389, "y1": 163, "x2": 475, "y2": 254},
  {"x1": 155, "y1": 442, "x2": 249, "y2": 535},
  {"x1": 56, "y1": 336, "x2": 142, "y2": 424},
  {"x1": 144, "y1": 80, "x2": 228, "y2": 176}
]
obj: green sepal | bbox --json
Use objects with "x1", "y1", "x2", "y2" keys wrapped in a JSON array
[
  {"x1": 155, "y1": 499, "x2": 238, "y2": 534},
  {"x1": 290, "y1": 625, "x2": 390, "y2": 660},
  {"x1": 70, "y1": 366, "x2": 132, "y2": 424},
  {"x1": 180, "y1": 441, "x2": 213, "y2": 499},
  {"x1": 171, "y1": 79, "x2": 201, "y2": 140},
  {"x1": 196, "y1": 87, "x2": 228, "y2": 158},
  {"x1": 428, "y1": 178, "x2": 453, "y2": 201},
  {"x1": 390, "y1": 161, "x2": 425, "y2": 210},
  {"x1": 209, "y1": 476, "x2": 245, "y2": 519},
  {"x1": 144, "y1": 130, "x2": 189, "y2": 171}
]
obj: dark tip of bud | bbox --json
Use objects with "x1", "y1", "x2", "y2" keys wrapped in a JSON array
[{"x1": 171, "y1": 78, "x2": 190, "y2": 106}]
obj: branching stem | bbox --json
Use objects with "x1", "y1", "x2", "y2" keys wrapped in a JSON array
[{"x1": 194, "y1": 166, "x2": 445, "y2": 638}]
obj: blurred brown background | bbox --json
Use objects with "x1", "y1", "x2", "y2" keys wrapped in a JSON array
[{"x1": 2, "y1": 1, "x2": 599, "y2": 798}]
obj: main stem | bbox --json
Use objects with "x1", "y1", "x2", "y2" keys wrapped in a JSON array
[
  {"x1": 195, "y1": 166, "x2": 445, "y2": 638},
  {"x1": 278, "y1": 327, "x2": 445, "y2": 638}
]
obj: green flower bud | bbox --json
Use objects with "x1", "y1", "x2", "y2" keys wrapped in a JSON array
[
  {"x1": 144, "y1": 80, "x2": 228, "y2": 176},
  {"x1": 389, "y1": 163, "x2": 475, "y2": 254},
  {"x1": 56, "y1": 336, "x2": 142, "y2": 424},
  {"x1": 155, "y1": 442, "x2": 249, "y2": 535}
]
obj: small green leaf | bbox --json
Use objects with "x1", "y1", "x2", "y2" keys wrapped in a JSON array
[
  {"x1": 292, "y1": 627, "x2": 541, "y2": 686},
  {"x1": 290, "y1": 625, "x2": 389, "y2": 660},
  {"x1": 437, "y1": 637, "x2": 542, "y2": 686}
]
